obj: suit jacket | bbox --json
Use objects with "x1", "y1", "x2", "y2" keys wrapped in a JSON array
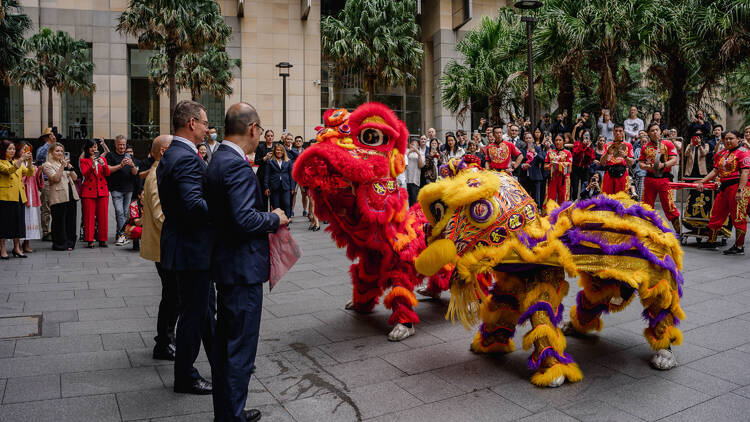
[
  {"x1": 204, "y1": 140, "x2": 220, "y2": 163},
  {"x1": 140, "y1": 161, "x2": 163, "y2": 263},
  {"x1": 79, "y1": 157, "x2": 111, "y2": 198},
  {"x1": 684, "y1": 143, "x2": 709, "y2": 177},
  {"x1": 43, "y1": 161, "x2": 79, "y2": 205},
  {"x1": 253, "y1": 142, "x2": 274, "y2": 187},
  {"x1": 156, "y1": 139, "x2": 214, "y2": 271},
  {"x1": 264, "y1": 159, "x2": 293, "y2": 191},
  {"x1": 206, "y1": 144, "x2": 280, "y2": 285},
  {"x1": 0, "y1": 160, "x2": 34, "y2": 203}
]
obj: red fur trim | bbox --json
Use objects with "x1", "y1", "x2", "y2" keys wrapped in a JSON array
[
  {"x1": 384, "y1": 286, "x2": 418, "y2": 309},
  {"x1": 388, "y1": 303, "x2": 419, "y2": 325}
]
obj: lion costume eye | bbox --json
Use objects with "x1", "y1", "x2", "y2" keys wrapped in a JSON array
[
  {"x1": 468, "y1": 199, "x2": 494, "y2": 224},
  {"x1": 360, "y1": 128, "x2": 388, "y2": 147},
  {"x1": 430, "y1": 200, "x2": 446, "y2": 222}
]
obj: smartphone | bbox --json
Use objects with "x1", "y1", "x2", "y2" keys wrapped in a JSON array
[
  {"x1": 94, "y1": 151, "x2": 101, "y2": 159},
  {"x1": 24, "y1": 145, "x2": 31, "y2": 154},
  {"x1": 64, "y1": 152, "x2": 70, "y2": 161}
]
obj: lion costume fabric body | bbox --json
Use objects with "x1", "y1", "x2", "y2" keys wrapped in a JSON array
[
  {"x1": 292, "y1": 103, "x2": 450, "y2": 340},
  {"x1": 415, "y1": 158, "x2": 685, "y2": 387}
]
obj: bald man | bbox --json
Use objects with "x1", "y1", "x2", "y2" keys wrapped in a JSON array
[
  {"x1": 141, "y1": 135, "x2": 179, "y2": 361},
  {"x1": 206, "y1": 103, "x2": 287, "y2": 422}
]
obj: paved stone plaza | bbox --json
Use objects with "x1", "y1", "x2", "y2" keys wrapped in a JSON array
[{"x1": 1, "y1": 207, "x2": 750, "y2": 422}]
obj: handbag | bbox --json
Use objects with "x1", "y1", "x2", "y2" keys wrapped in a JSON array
[
  {"x1": 606, "y1": 164, "x2": 626, "y2": 178},
  {"x1": 268, "y1": 225, "x2": 303, "y2": 290}
]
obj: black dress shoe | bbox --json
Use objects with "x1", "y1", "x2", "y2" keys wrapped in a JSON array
[
  {"x1": 174, "y1": 377, "x2": 212, "y2": 395},
  {"x1": 152, "y1": 343, "x2": 176, "y2": 361},
  {"x1": 11, "y1": 250, "x2": 27, "y2": 258},
  {"x1": 244, "y1": 409, "x2": 261, "y2": 422}
]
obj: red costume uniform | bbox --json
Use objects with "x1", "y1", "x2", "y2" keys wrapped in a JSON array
[
  {"x1": 707, "y1": 147, "x2": 750, "y2": 247},
  {"x1": 79, "y1": 157, "x2": 110, "y2": 242},
  {"x1": 602, "y1": 141, "x2": 634, "y2": 194},
  {"x1": 483, "y1": 141, "x2": 521, "y2": 172},
  {"x1": 639, "y1": 139, "x2": 679, "y2": 221},
  {"x1": 545, "y1": 148, "x2": 572, "y2": 204}
]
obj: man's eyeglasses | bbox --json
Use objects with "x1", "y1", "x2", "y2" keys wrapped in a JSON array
[
  {"x1": 250, "y1": 122, "x2": 264, "y2": 134},
  {"x1": 192, "y1": 117, "x2": 209, "y2": 127}
]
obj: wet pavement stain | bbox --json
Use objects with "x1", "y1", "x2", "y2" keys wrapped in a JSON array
[{"x1": 281, "y1": 342, "x2": 363, "y2": 421}]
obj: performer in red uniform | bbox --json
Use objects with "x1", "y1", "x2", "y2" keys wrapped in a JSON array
[
  {"x1": 545, "y1": 134, "x2": 573, "y2": 205},
  {"x1": 696, "y1": 130, "x2": 750, "y2": 255},
  {"x1": 483, "y1": 126, "x2": 523, "y2": 173},
  {"x1": 601, "y1": 124, "x2": 634, "y2": 194},
  {"x1": 638, "y1": 123, "x2": 681, "y2": 234}
]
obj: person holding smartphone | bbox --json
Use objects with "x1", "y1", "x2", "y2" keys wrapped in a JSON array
[
  {"x1": 106, "y1": 135, "x2": 139, "y2": 246},
  {"x1": 43, "y1": 142, "x2": 79, "y2": 251},
  {"x1": 80, "y1": 139, "x2": 112, "y2": 248},
  {"x1": 16, "y1": 141, "x2": 42, "y2": 253}
]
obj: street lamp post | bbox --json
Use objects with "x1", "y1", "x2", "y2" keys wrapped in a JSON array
[
  {"x1": 276, "y1": 62, "x2": 293, "y2": 131},
  {"x1": 514, "y1": 1, "x2": 542, "y2": 130}
]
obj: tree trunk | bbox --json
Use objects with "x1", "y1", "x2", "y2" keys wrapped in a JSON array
[
  {"x1": 365, "y1": 76, "x2": 375, "y2": 103},
  {"x1": 168, "y1": 52, "x2": 177, "y2": 133},
  {"x1": 666, "y1": 57, "x2": 689, "y2": 139},
  {"x1": 47, "y1": 86, "x2": 53, "y2": 128},
  {"x1": 597, "y1": 58, "x2": 618, "y2": 111},
  {"x1": 556, "y1": 67, "x2": 575, "y2": 124}
]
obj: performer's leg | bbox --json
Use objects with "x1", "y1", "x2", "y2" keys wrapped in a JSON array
[
  {"x1": 567, "y1": 274, "x2": 636, "y2": 334},
  {"x1": 347, "y1": 259, "x2": 384, "y2": 313},
  {"x1": 521, "y1": 268, "x2": 582, "y2": 387},
  {"x1": 383, "y1": 262, "x2": 421, "y2": 341},
  {"x1": 642, "y1": 178, "x2": 657, "y2": 208},
  {"x1": 614, "y1": 174, "x2": 628, "y2": 194},
  {"x1": 471, "y1": 272, "x2": 523, "y2": 354},
  {"x1": 602, "y1": 172, "x2": 614, "y2": 195},
  {"x1": 727, "y1": 184, "x2": 748, "y2": 250},
  {"x1": 656, "y1": 179, "x2": 681, "y2": 233},
  {"x1": 639, "y1": 276, "x2": 685, "y2": 370},
  {"x1": 704, "y1": 188, "x2": 731, "y2": 245}
]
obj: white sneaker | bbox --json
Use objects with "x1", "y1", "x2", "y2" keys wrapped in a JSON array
[
  {"x1": 121, "y1": 238, "x2": 131, "y2": 245},
  {"x1": 115, "y1": 234, "x2": 126, "y2": 246}
]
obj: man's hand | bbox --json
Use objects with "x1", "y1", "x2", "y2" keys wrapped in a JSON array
[
  {"x1": 272, "y1": 208, "x2": 290, "y2": 225},
  {"x1": 696, "y1": 182, "x2": 704, "y2": 192},
  {"x1": 264, "y1": 189, "x2": 270, "y2": 197}
]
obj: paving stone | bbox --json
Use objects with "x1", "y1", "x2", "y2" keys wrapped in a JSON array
[
  {"x1": 394, "y1": 372, "x2": 463, "y2": 403},
  {"x1": 13, "y1": 334, "x2": 102, "y2": 356},
  {"x1": 101, "y1": 332, "x2": 145, "y2": 350},
  {"x1": 559, "y1": 398, "x2": 645, "y2": 421},
  {"x1": 8, "y1": 290, "x2": 75, "y2": 302},
  {"x1": 597, "y1": 376, "x2": 711, "y2": 421},
  {"x1": 688, "y1": 349, "x2": 750, "y2": 385},
  {"x1": 73, "y1": 288, "x2": 106, "y2": 298},
  {"x1": 684, "y1": 318, "x2": 750, "y2": 351},
  {"x1": 2, "y1": 374, "x2": 61, "y2": 404},
  {"x1": 60, "y1": 317, "x2": 155, "y2": 335},
  {"x1": 41, "y1": 310, "x2": 78, "y2": 323},
  {"x1": 0, "y1": 340, "x2": 14, "y2": 358},
  {"x1": 61, "y1": 367, "x2": 162, "y2": 396},
  {"x1": 325, "y1": 357, "x2": 405, "y2": 389},
  {"x1": 382, "y1": 339, "x2": 482, "y2": 375},
  {"x1": 123, "y1": 295, "x2": 162, "y2": 306},
  {"x1": 13, "y1": 282, "x2": 88, "y2": 292},
  {"x1": 655, "y1": 365, "x2": 740, "y2": 395},
  {"x1": 368, "y1": 389, "x2": 531, "y2": 422},
  {"x1": 0, "y1": 394, "x2": 120, "y2": 422},
  {"x1": 154, "y1": 361, "x2": 213, "y2": 388},
  {"x1": 660, "y1": 393, "x2": 750, "y2": 422},
  {"x1": 516, "y1": 409, "x2": 578, "y2": 422},
  {"x1": 77, "y1": 306, "x2": 149, "y2": 321},
  {"x1": 104, "y1": 286, "x2": 162, "y2": 297},
  {"x1": 256, "y1": 328, "x2": 331, "y2": 356},
  {"x1": 0, "y1": 350, "x2": 129, "y2": 378},
  {"x1": 24, "y1": 297, "x2": 125, "y2": 312},
  {"x1": 317, "y1": 334, "x2": 410, "y2": 363},
  {"x1": 116, "y1": 387, "x2": 214, "y2": 420}
]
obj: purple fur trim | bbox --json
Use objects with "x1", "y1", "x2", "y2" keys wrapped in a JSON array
[
  {"x1": 575, "y1": 291, "x2": 610, "y2": 316},
  {"x1": 478, "y1": 323, "x2": 515, "y2": 340},
  {"x1": 641, "y1": 308, "x2": 681, "y2": 327},
  {"x1": 574, "y1": 195, "x2": 674, "y2": 234},
  {"x1": 548, "y1": 201, "x2": 575, "y2": 224},
  {"x1": 527, "y1": 347, "x2": 575, "y2": 371},
  {"x1": 518, "y1": 302, "x2": 564, "y2": 326},
  {"x1": 562, "y1": 228, "x2": 683, "y2": 296}
]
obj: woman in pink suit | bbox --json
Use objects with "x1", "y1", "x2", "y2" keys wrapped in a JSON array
[{"x1": 79, "y1": 139, "x2": 111, "y2": 248}]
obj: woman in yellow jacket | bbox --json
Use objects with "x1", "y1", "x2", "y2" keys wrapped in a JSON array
[{"x1": 0, "y1": 140, "x2": 35, "y2": 259}]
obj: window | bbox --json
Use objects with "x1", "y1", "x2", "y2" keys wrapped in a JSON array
[
  {"x1": 0, "y1": 84, "x2": 23, "y2": 138},
  {"x1": 128, "y1": 46, "x2": 160, "y2": 141},
  {"x1": 62, "y1": 44, "x2": 93, "y2": 140},
  {"x1": 197, "y1": 93, "x2": 225, "y2": 139}
]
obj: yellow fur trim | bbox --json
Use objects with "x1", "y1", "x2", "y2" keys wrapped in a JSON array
[
  {"x1": 478, "y1": 296, "x2": 520, "y2": 326},
  {"x1": 446, "y1": 279, "x2": 483, "y2": 329},
  {"x1": 470, "y1": 332, "x2": 515, "y2": 354},
  {"x1": 569, "y1": 305, "x2": 603, "y2": 333},
  {"x1": 530, "y1": 362, "x2": 583, "y2": 387},
  {"x1": 644, "y1": 325, "x2": 683, "y2": 350},
  {"x1": 383, "y1": 286, "x2": 418, "y2": 309},
  {"x1": 521, "y1": 284, "x2": 564, "y2": 312},
  {"x1": 522, "y1": 325, "x2": 567, "y2": 352},
  {"x1": 638, "y1": 279, "x2": 674, "y2": 311},
  {"x1": 415, "y1": 239, "x2": 457, "y2": 276}
]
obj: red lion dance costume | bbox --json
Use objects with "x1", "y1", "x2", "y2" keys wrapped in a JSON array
[{"x1": 292, "y1": 103, "x2": 449, "y2": 341}]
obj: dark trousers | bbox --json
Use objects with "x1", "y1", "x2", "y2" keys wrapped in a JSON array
[
  {"x1": 174, "y1": 270, "x2": 215, "y2": 385},
  {"x1": 51, "y1": 200, "x2": 77, "y2": 250},
  {"x1": 407, "y1": 183, "x2": 419, "y2": 207},
  {"x1": 570, "y1": 166, "x2": 589, "y2": 200},
  {"x1": 524, "y1": 180, "x2": 543, "y2": 209},
  {"x1": 154, "y1": 262, "x2": 179, "y2": 347},
  {"x1": 257, "y1": 169, "x2": 269, "y2": 212},
  {"x1": 270, "y1": 188, "x2": 291, "y2": 219},
  {"x1": 212, "y1": 283, "x2": 263, "y2": 422}
]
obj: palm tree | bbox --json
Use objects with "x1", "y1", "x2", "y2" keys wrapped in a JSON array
[
  {"x1": 117, "y1": 0, "x2": 231, "y2": 130},
  {"x1": 440, "y1": 10, "x2": 529, "y2": 126},
  {"x1": 321, "y1": 0, "x2": 423, "y2": 102},
  {"x1": 0, "y1": 0, "x2": 31, "y2": 84},
  {"x1": 12, "y1": 27, "x2": 95, "y2": 128},
  {"x1": 149, "y1": 46, "x2": 241, "y2": 101}
]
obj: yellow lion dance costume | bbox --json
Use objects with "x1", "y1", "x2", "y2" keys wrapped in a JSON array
[{"x1": 415, "y1": 158, "x2": 685, "y2": 387}]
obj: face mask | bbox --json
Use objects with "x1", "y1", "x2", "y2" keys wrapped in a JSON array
[{"x1": 209, "y1": 133, "x2": 217, "y2": 141}]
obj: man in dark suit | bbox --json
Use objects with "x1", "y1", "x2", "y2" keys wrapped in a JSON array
[
  {"x1": 206, "y1": 102, "x2": 288, "y2": 422},
  {"x1": 253, "y1": 129, "x2": 275, "y2": 212},
  {"x1": 156, "y1": 100, "x2": 215, "y2": 395}
]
